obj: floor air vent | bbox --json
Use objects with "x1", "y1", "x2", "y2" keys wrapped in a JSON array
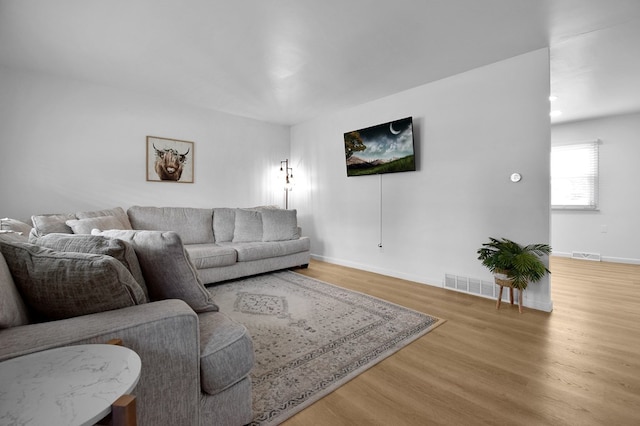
[
  {"x1": 571, "y1": 251, "x2": 601, "y2": 261},
  {"x1": 444, "y1": 274, "x2": 516, "y2": 302}
]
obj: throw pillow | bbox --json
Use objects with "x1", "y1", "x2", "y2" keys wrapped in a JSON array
[
  {"x1": 0, "y1": 231, "x2": 29, "y2": 243},
  {"x1": 65, "y1": 215, "x2": 127, "y2": 234},
  {"x1": 30, "y1": 233, "x2": 147, "y2": 297},
  {"x1": 75, "y1": 207, "x2": 133, "y2": 230},
  {"x1": 261, "y1": 209, "x2": 299, "y2": 241},
  {"x1": 95, "y1": 229, "x2": 219, "y2": 313},
  {"x1": 31, "y1": 213, "x2": 76, "y2": 236},
  {"x1": 1, "y1": 217, "x2": 33, "y2": 235},
  {"x1": 0, "y1": 241, "x2": 147, "y2": 321},
  {"x1": 232, "y1": 209, "x2": 263, "y2": 242}
]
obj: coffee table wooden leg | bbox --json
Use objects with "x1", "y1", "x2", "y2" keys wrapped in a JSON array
[{"x1": 112, "y1": 394, "x2": 137, "y2": 426}]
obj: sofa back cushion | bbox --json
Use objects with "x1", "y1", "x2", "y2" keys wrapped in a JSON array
[
  {"x1": 0, "y1": 240, "x2": 147, "y2": 321},
  {"x1": 76, "y1": 207, "x2": 133, "y2": 229},
  {"x1": 261, "y1": 209, "x2": 299, "y2": 241},
  {"x1": 65, "y1": 215, "x2": 129, "y2": 234},
  {"x1": 127, "y1": 206, "x2": 214, "y2": 244},
  {"x1": 232, "y1": 209, "x2": 263, "y2": 243},
  {"x1": 212, "y1": 208, "x2": 236, "y2": 242},
  {"x1": 0, "y1": 252, "x2": 30, "y2": 328},
  {"x1": 95, "y1": 229, "x2": 219, "y2": 313}
]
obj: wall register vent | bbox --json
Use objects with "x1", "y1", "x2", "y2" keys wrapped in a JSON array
[
  {"x1": 571, "y1": 252, "x2": 601, "y2": 261},
  {"x1": 444, "y1": 274, "x2": 520, "y2": 302}
]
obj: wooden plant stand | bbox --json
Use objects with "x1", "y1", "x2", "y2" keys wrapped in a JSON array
[{"x1": 495, "y1": 275, "x2": 523, "y2": 314}]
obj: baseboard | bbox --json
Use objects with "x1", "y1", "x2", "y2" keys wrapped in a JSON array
[
  {"x1": 310, "y1": 254, "x2": 442, "y2": 289},
  {"x1": 601, "y1": 256, "x2": 640, "y2": 265},
  {"x1": 312, "y1": 254, "x2": 554, "y2": 312},
  {"x1": 553, "y1": 251, "x2": 640, "y2": 265}
]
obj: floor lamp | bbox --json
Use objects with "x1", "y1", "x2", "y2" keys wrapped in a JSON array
[{"x1": 279, "y1": 159, "x2": 293, "y2": 209}]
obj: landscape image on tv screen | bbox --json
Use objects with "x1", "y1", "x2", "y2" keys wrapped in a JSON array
[{"x1": 344, "y1": 116, "x2": 416, "y2": 176}]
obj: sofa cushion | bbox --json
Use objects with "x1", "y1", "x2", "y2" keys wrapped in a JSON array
[
  {"x1": 232, "y1": 209, "x2": 262, "y2": 243},
  {"x1": 127, "y1": 206, "x2": 214, "y2": 245},
  {"x1": 65, "y1": 215, "x2": 128, "y2": 234},
  {"x1": 0, "y1": 240, "x2": 147, "y2": 321},
  {"x1": 96, "y1": 230, "x2": 219, "y2": 313},
  {"x1": 223, "y1": 237, "x2": 311, "y2": 262},
  {"x1": 30, "y1": 233, "x2": 147, "y2": 297},
  {"x1": 31, "y1": 213, "x2": 76, "y2": 236},
  {"x1": 1, "y1": 218, "x2": 33, "y2": 235},
  {"x1": 198, "y1": 311, "x2": 254, "y2": 395},
  {"x1": 0, "y1": 253, "x2": 30, "y2": 328},
  {"x1": 76, "y1": 207, "x2": 133, "y2": 230},
  {"x1": 185, "y1": 244, "x2": 237, "y2": 269},
  {"x1": 261, "y1": 209, "x2": 299, "y2": 241},
  {"x1": 212, "y1": 208, "x2": 236, "y2": 242}
]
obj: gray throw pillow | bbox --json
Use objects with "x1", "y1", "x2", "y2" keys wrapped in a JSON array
[
  {"x1": 261, "y1": 209, "x2": 299, "y2": 241},
  {"x1": 232, "y1": 209, "x2": 263, "y2": 242},
  {"x1": 30, "y1": 233, "x2": 147, "y2": 297},
  {"x1": 0, "y1": 217, "x2": 33, "y2": 235},
  {"x1": 0, "y1": 241, "x2": 147, "y2": 321},
  {"x1": 0, "y1": 231, "x2": 29, "y2": 243},
  {"x1": 31, "y1": 213, "x2": 76, "y2": 236},
  {"x1": 95, "y1": 230, "x2": 219, "y2": 313}
]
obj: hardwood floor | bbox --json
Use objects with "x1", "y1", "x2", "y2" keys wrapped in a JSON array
[{"x1": 283, "y1": 257, "x2": 640, "y2": 425}]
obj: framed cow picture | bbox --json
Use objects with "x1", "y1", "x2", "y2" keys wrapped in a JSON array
[{"x1": 146, "y1": 136, "x2": 194, "y2": 183}]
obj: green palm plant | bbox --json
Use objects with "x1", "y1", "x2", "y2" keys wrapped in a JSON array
[{"x1": 477, "y1": 237, "x2": 551, "y2": 290}]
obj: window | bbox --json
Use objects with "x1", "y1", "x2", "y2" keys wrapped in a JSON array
[{"x1": 551, "y1": 140, "x2": 599, "y2": 210}]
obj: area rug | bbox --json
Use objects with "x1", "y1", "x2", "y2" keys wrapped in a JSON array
[{"x1": 207, "y1": 270, "x2": 444, "y2": 425}]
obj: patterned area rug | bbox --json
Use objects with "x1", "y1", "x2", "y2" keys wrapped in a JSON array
[{"x1": 207, "y1": 271, "x2": 443, "y2": 425}]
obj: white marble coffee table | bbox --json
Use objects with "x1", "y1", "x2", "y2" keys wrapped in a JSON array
[{"x1": 0, "y1": 344, "x2": 141, "y2": 426}]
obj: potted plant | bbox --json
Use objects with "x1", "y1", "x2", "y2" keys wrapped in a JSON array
[{"x1": 477, "y1": 237, "x2": 551, "y2": 312}]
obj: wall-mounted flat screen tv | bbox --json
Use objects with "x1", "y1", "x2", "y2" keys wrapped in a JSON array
[{"x1": 344, "y1": 116, "x2": 416, "y2": 177}]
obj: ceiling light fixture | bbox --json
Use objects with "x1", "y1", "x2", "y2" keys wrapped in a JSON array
[{"x1": 550, "y1": 110, "x2": 563, "y2": 118}]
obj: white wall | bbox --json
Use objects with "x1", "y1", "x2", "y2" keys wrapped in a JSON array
[
  {"x1": 291, "y1": 49, "x2": 553, "y2": 311},
  {"x1": 551, "y1": 112, "x2": 640, "y2": 264},
  {"x1": 0, "y1": 66, "x2": 290, "y2": 222}
]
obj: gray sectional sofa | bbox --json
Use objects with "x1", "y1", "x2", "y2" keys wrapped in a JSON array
[
  {"x1": 125, "y1": 206, "x2": 311, "y2": 284},
  {"x1": 0, "y1": 205, "x2": 311, "y2": 426}
]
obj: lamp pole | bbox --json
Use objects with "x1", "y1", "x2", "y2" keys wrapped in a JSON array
[{"x1": 280, "y1": 159, "x2": 293, "y2": 209}]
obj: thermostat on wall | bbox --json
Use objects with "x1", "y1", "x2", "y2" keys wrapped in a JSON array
[{"x1": 510, "y1": 173, "x2": 522, "y2": 182}]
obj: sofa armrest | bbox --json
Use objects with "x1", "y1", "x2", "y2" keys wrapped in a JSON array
[{"x1": 0, "y1": 300, "x2": 200, "y2": 426}]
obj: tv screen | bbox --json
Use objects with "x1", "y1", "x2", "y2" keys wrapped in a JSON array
[{"x1": 344, "y1": 117, "x2": 416, "y2": 176}]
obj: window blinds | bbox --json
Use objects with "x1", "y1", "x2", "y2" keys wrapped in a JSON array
[{"x1": 551, "y1": 140, "x2": 599, "y2": 210}]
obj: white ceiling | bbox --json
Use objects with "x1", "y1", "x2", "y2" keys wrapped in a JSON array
[{"x1": 1, "y1": 0, "x2": 639, "y2": 126}]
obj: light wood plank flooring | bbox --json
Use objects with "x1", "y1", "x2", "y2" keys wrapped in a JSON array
[{"x1": 283, "y1": 257, "x2": 640, "y2": 425}]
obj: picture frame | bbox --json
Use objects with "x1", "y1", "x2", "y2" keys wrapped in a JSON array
[{"x1": 146, "y1": 136, "x2": 194, "y2": 183}]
